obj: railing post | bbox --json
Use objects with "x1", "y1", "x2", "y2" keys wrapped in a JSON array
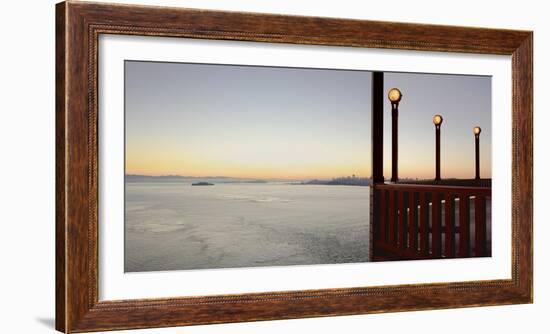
[
  {"x1": 474, "y1": 195, "x2": 487, "y2": 256},
  {"x1": 459, "y1": 195, "x2": 471, "y2": 257},
  {"x1": 379, "y1": 189, "x2": 387, "y2": 242},
  {"x1": 444, "y1": 193, "x2": 455, "y2": 258},
  {"x1": 431, "y1": 192, "x2": 442, "y2": 257},
  {"x1": 408, "y1": 192, "x2": 417, "y2": 252},
  {"x1": 388, "y1": 190, "x2": 396, "y2": 245},
  {"x1": 419, "y1": 192, "x2": 429, "y2": 256},
  {"x1": 398, "y1": 191, "x2": 407, "y2": 249}
]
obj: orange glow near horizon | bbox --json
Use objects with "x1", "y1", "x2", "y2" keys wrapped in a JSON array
[
  {"x1": 125, "y1": 168, "x2": 370, "y2": 180},
  {"x1": 125, "y1": 124, "x2": 372, "y2": 180},
  {"x1": 126, "y1": 149, "x2": 370, "y2": 180}
]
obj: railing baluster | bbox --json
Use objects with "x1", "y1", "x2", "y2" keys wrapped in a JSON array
[
  {"x1": 474, "y1": 195, "x2": 487, "y2": 257},
  {"x1": 459, "y1": 194, "x2": 470, "y2": 257},
  {"x1": 398, "y1": 191, "x2": 406, "y2": 249},
  {"x1": 388, "y1": 190, "x2": 395, "y2": 245},
  {"x1": 431, "y1": 192, "x2": 441, "y2": 257},
  {"x1": 419, "y1": 192, "x2": 428, "y2": 256},
  {"x1": 379, "y1": 189, "x2": 386, "y2": 242},
  {"x1": 408, "y1": 191, "x2": 417, "y2": 252},
  {"x1": 444, "y1": 193, "x2": 455, "y2": 258}
]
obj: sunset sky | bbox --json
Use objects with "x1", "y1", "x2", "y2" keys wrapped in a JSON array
[
  {"x1": 383, "y1": 72, "x2": 491, "y2": 179},
  {"x1": 125, "y1": 61, "x2": 491, "y2": 180}
]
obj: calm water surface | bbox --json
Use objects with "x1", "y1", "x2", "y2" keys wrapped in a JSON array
[{"x1": 125, "y1": 182, "x2": 370, "y2": 272}]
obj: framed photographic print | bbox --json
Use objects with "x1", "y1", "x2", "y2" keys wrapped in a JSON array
[{"x1": 56, "y1": 1, "x2": 533, "y2": 332}]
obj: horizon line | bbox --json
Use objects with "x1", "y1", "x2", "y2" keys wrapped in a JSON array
[
  {"x1": 124, "y1": 174, "x2": 491, "y2": 181},
  {"x1": 125, "y1": 173, "x2": 371, "y2": 180}
]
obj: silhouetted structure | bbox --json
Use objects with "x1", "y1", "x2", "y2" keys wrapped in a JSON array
[
  {"x1": 433, "y1": 114, "x2": 443, "y2": 181},
  {"x1": 301, "y1": 175, "x2": 370, "y2": 186},
  {"x1": 388, "y1": 87, "x2": 402, "y2": 182},
  {"x1": 474, "y1": 126, "x2": 482, "y2": 180},
  {"x1": 370, "y1": 72, "x2": 491, "y2": 262}
]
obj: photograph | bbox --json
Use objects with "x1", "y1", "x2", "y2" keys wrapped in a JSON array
[
  {"x1": 0, "y1": 0, "x2": 531, "y2": 333},
  {"x1": 124, "y1": 61, "x2": 492, "y2": 272}
]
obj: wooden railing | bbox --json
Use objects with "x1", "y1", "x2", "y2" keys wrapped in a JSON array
[{"x1": 372, "y1": 183, "x2": 491, "y2": 261}]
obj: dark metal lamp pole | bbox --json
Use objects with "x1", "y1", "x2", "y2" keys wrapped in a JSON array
[
  {"x1": 388, "y1": 88, "x2": 402, "y2": 183},
  {"x1": 433, "y1": 114, "x2": 443, "y2": 181},
  {"x1": 473, "y1": 126, "x2": 482, "y2": 180}
]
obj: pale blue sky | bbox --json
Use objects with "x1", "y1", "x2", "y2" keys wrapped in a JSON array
[
  {"x1": 383, "y1": 72, "x2": 491, "y2": 178},
  {"x1": 125, "y1": 61, "x2": 491, "y2": 180}
]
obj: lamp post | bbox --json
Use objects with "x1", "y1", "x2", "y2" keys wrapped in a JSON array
[
  {"x1": 473, "y1": 126, "x2": 481, "y2": 180},
  {"x1": 388, "y1": 88, "x2": 402, "y2": 183},
  {"x1": 433, "y1": 114, "x2": 443, "y2": 181}
]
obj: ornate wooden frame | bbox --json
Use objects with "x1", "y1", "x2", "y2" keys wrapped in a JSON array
[{"x1": 56, "y1": 1, "x2": 533, "y2": 332}]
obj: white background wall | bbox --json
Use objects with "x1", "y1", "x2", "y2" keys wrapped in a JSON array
[{"x1": 0, "y1": 0, "x2": 546, "y2": 333}]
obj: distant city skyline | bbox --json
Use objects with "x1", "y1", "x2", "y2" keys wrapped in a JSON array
[{"x1": 125, "y1": 61, "x2": 491, "y2": 180}]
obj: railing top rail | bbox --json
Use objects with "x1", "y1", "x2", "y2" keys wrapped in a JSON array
[{"x1": 374, "y1": 182, "x2": 491, "y2": 195}]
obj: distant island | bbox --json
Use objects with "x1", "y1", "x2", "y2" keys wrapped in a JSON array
[
  {"x1": 191, "y1": 182, "x2": 214, "y2": 186},
  {"x1": 295, "y1": 175, "x2": 370, "y2": 187},
  {"x1": 125, "y1": 174, "x2": 371, "y2": 186}
]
